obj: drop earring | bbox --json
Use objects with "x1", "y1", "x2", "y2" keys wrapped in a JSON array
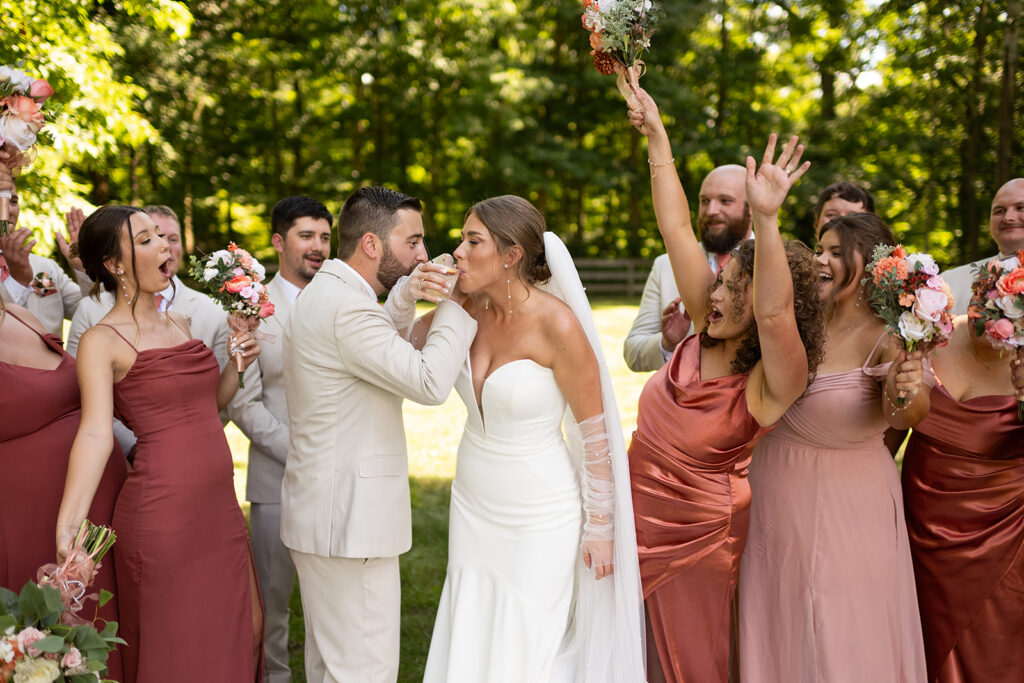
[
  {"x1": 505, "y1": 263, "x2": 512, "y2": 315},
  {"x1": 117, "y1": 268, "x2": 130, "y2": 303}
]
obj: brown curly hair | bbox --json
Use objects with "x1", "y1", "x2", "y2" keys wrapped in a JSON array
[{"x1": 700, "y1": 239, "x2": 826, "y2": 378}]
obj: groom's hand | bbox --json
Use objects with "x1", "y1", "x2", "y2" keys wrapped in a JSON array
[{"x1": 395, "y1": 262, "x2": 455, "y2": 306}]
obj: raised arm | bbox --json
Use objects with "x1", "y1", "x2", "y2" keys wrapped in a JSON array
[
  {"x1": 629, "y1": 89, "x2": 717, "y2": 327},
  {"x1": 743, "y1": 134, "x2": 813, "y2": 426}
]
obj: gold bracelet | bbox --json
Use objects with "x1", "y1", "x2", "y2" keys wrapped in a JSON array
[{"x1": 648, "y1": 157, "x2": 674, "y2": 179}]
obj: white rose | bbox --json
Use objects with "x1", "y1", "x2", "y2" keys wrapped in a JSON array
[
  {"x1": 203, "y1": 267, "x2": 219, "y2": 281},
  {"x1": 0, "y1": 114, "x2": 39, "y2": 151},
  {"x1": 897, "y1": 310, "x2": 931, "y2": 341},
  {"x1": 0, "y1": 66, "x2": 32, "y2": 94},
  {"x1": 600, "y1": 0, "x2": 618, "y2": 13},
  {"x1": 12, "y1": 657, "x2": 61, "y2": 683},
  {"x1": 995, "y1": 294, "x2": 1024, "y2": 319},
  {"x1": 211, "y1": 250, "x2": 232, "y2": 266},
  {"x1": 906, "y1": 253, "x2": 939, "y2": 276},
  {"x1": 0, "y1": 638, "x2": 14, "y2": 663},
  {"x1": 252, "y1": 261, "x2": 266, "y2": 281},
  {"x1": 912, "y1": 287, "x2": 949, "y2": 322}
]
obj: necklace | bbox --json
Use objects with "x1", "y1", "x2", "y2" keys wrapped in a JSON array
[{"x1": 828, "y1": 314, "x2": 867, "y2": 340}]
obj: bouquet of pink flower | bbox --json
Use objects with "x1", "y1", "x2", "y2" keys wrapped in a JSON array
[
  {"x1": 968, "y1": 251, "x2": 1024, "y2": 420},
  {"x1": 1, "y1": 520, "x2": 124, "y2": 683},
  {"x1": 581, "y1": 0, "x2": 661, "y2": 110},
  {"x1": 189, "y1": 241, "x2": 275, "y2": 387},
  {"x1": 863, "y1": 244, "x2": 954, "y2": 405},
  {"x1": 0, "y1": 64, "x2": 55, "y2": 236}
]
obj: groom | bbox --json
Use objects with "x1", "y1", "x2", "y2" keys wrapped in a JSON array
[{"x1": 282, "y1": 186, "x2": 476, "y2": 682}]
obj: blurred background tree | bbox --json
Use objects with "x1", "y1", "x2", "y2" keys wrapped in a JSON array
[{"x1": 2, "y1": 0, "x2": 1021, "y2": 267}]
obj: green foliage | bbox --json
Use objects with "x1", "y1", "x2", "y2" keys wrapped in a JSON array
[{"x1": 3, "y1": 0, "x2": 1020, "y2": 272}]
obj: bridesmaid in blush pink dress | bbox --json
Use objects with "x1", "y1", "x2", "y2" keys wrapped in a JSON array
[
  {"x1": 54, "y1": 206, "x2": 264, "y2": 683},
  {"x1": 902, "y1": 315, "x2": 1024, "y2": 682},
  {"x1": 739, "y1": 213, "x2": 931, "y2": 683},
  {"x1": 0, "y1": 303, "x2": 125, "y2": 682},
  {"x1": 627, "y1": 92, "x2": 827, "y2": 683}
]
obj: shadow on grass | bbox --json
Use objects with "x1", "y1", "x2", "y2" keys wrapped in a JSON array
[{"x1": 285, "y1": 476, "x2": 452, "y2": 683}]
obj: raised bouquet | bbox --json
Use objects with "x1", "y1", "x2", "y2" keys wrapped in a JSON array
[
  {"x1": 581, "y1": 0, "x2": 661, "y2": 110},
  {"x1": 189, "y1": 242, "x2": 274, "y2": 387},
  {"x1": 1, "y1": 521, "x2": 124, "y2": 683},
  {"x1": 968, "y1": 251, "x2": 1024, "y2": 420},
  {"x1": 0, "y1": 64, "x2": 55, "y2": 236}
]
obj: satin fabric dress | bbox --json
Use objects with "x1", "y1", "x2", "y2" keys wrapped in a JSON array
[
  {"x1": 0, "y1": 312, "x2": 126, "y2": 681},
  {"x1": 629, "y1": 334, "x2": 769, "y2": 683},
  {"x1": 902, "y1": 383, "x2": 1024, "y2": 682},
  {"x1": 738, "y1": 338, "x2": 927, "y2": 683},
  {"x1": 103, "y1": 331, "x2": 262, "y2": 683},
  {"x1": 423, "y1": 359, "x2": 583, "y2": 682}
]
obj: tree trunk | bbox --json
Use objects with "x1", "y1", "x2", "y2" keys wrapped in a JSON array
[
  {"x1": 715, "y1": 0, "x2": 728, "y2": 135},
  {"x1": 291, "y1": 77, "x2": 304, "y2": 193},
  {"x1": 997, "y1": 0, "x2": 1021, "y2": 185},
  {"x1": 959, "y1": 3, "x2": 988, "y2": 262}
]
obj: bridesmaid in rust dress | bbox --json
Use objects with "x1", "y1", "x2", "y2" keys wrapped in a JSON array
[
  {"x1": 902, "y1": 307, "x2": 1024, "y2": 681},
  {"x1": 0, "y1": 301, "x2": 126, "y2": 681},
  {"x1": 54, "y1": 206, "x2": 264, "y2": 683},
  {"x1": 626, "y1": 92, "x2": 826, "y2": 683}
]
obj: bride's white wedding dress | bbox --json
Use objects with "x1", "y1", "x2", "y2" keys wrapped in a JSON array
[
  {"x1": 423, "y1": 359, "x2": 582, "y2": 682},
  {"x1": 422, "y1": 232, "x2": 646, "y2": 683}
]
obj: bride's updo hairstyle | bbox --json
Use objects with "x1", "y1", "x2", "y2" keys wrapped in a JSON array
[
  {"x1": 700, "y1": 239, "x2": 826, "y2": 378},
  {"x1": 467, "y1": 195, "x2": 551, "y2": 285},
  {"x1": 77, "y1": 205, "x2": 146, "y2": 304}
]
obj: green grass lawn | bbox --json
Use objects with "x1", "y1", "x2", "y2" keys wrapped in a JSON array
[{"x1": 224, "y1": 299, "x2": 653, "y2": 682}]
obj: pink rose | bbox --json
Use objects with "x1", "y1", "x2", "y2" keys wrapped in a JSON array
[
  {"x1": 16, "y1": 627, "x2": 46, "y2": 657},
  {"x1": 912, "y1": 287, "x2": 949, "y2": 322},
  {"x1": 986, "y1": 318, "x2": 1015, "y2": 340},
  {"x1": 258, "y1": 300, "x2": 275, "y2": 318},
  {"x1": 224, "y1": 274, "x2": 252, "y2": 293},
  {"x1": 238, "y1": 251, "x2": 254, "y2": 269},
  {"x1": 232, "y1": 267, "x2": 244, "y2": 277},
  {"x1": 61, "y1": 647, "x2": 83, "y2": 669},
  {"x1": 29, "y1": 79, "x2": 54, "y2": 102}
]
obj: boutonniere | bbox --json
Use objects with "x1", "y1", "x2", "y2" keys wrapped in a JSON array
[{"x1": 30, "y1": 271, "x2": 57, "y2": 297}]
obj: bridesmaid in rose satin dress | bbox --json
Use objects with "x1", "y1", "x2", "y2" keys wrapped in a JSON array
[
  {"x1": 0, "y1": 302, "x2": 125, "y2": 682},
  {"x1": 54, "y1": 206, "x2": 263, "y2": 683},
  {"x1": 626, "y1": 92, "x2": 826, "y2": 683},
  {"x1": 902, "y1": 316, "x2": 1024, "y2": 682}
]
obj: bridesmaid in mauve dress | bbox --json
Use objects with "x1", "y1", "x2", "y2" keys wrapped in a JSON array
[
  {"x1": 626, "y1": 92, "x2": 827, "y2": 683},
  {"x1": 0, "y1": 302, "x2": 126, "y2": 682},
  {"x1": 902, "y1": 313, "x2": 1024, "y2": 682},
  {"x1": 54, "y1": 206, "x2": 264, "y2": 683},
  {"x1": 739, "y1": 214, "x2": 931, "y2": 683}
]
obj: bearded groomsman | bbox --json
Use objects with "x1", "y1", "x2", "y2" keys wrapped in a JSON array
[
  {"x1": 623, "y1": 164, "x2": 751, "y2": 371},
  {"x1": 227, "y1": 196, "x2": 333, "y2": 683}
]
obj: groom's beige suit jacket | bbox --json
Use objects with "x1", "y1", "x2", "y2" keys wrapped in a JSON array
[{"x1": 281, "y1": 259, "x2": 476, "y2": 559}]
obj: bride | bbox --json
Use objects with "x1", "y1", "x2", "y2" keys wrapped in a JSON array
[{"x1": 416, "y1": 195, "x2": 645, "y2": 682}]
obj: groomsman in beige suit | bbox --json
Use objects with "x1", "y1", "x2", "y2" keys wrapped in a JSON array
[
  {"x1": 0, "y1": 175, "x2": 91, "y2": 336},
  {"x1": 228, "y1": 196, "x2": 333, "y2": 683},
  {"x1": 283, "y1": 186, "x2": 476, "y2": 683}
]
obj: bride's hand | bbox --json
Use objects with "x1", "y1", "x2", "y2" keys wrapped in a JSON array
[
  {"x1": 582, "y1": 539, "x2": 614, "y2": 580},
  {"x1": 626, "y1": 88, "x2": 663, "y2": 139}
]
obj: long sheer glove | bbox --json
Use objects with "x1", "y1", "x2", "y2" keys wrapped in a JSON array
[{"x1": 579, "y1": 414, "x2": 615, "y2": 579}]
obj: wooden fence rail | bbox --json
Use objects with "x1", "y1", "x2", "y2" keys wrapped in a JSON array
[{"x1": 573, "y1": 258, "x2": 653, "y2": 298}]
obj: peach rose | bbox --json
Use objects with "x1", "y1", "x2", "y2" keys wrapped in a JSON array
[
  {"x1": 996, "y1": 267, "x2": 1024, "y2": 297},
  {"x1": 258, "y1": 300, "x2": 276, "y2": 318},
  {"x1": 5, "y1": 95, "x2": 44, "y2": 125},
  {"x1": 224, "y1": 274, "x2": 252, "y2": 293}
]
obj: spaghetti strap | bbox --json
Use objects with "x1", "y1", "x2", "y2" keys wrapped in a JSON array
[
  {"x1": 166, "y1": 312, "x2": 193, "y2": 343},
  {"x1": 96, "y1": 323, "x2": 139, "y2": 353},
  {"x1": 3, "y1": 309, "x2": 47, "y2": 340},
  {"x1": 861, "y1": 330, "x2": 893, "y2": 379}
]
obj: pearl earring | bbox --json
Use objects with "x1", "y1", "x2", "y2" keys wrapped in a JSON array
[
  {"x1": 504, "y1": 264, "x2": 512, "y2": 314},
  {"x1": 117, "y1": 269, "x2": 130, "y2": 303}
]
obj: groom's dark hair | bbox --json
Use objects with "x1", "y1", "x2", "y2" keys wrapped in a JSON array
[{"x1": 336, "y1": 186, "x2": 422, "y2": 259}]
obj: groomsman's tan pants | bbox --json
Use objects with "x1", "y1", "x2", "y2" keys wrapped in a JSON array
[{"x1": 290, "y1": 550, "x2": 400, "y2": 683}]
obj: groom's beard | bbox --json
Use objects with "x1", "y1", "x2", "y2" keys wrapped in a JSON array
[{"x1": 376, "y1": 243, "x2": 416, "y2": 291}]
